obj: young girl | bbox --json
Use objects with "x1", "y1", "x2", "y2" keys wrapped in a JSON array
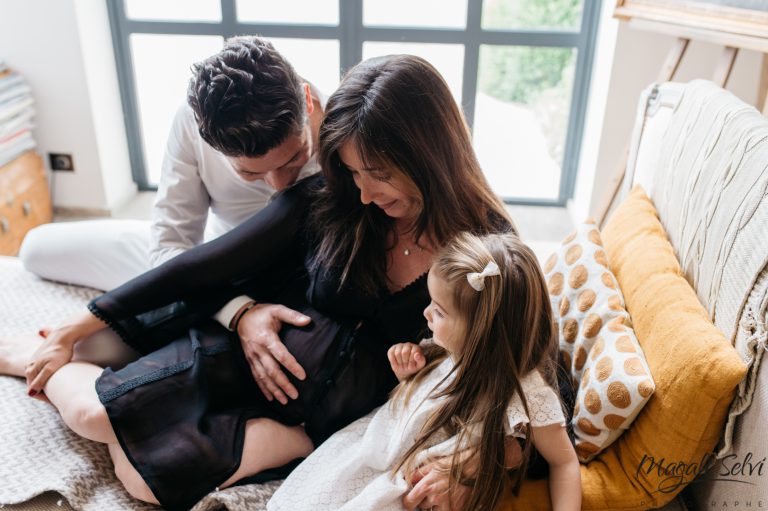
[{"x1": 268, "y1": 232, "x2": 581, "y2": 511}]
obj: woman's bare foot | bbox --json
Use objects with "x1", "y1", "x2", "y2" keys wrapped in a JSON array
[{"x1": 0, "y1": 335, "x2": 43, "y2": 377}]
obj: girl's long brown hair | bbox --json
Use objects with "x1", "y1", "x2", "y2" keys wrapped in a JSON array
[
  {"x1": 308, "y1": 55, "x2": 514, "y2": 295},
  {"x1": 394, "y1": 233, "x2": 561, "y2": 511}
]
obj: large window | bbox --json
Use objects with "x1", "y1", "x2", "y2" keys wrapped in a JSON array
[{"x1": 108, "y1": 0, "x2": 599, "y2": 205}]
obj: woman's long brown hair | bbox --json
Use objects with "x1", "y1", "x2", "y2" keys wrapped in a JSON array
[
  {"x1": 393, "y1": 233, "x2": 561, "y2": 511},
  {"x1": 308, "y1": 55, "x2": 515, "y2": 295}
]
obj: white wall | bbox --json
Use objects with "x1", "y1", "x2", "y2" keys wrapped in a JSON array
[
  {"x1": 572, "y1": 15, "x2": 763, "y2": 223},
  {"x1": 0, "y1": 0, "x2": 135, "y2": 212}
]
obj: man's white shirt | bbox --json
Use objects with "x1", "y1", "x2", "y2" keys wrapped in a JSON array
[{"x1": 150, "y1": 103, "x2": 320, "y2": 267}]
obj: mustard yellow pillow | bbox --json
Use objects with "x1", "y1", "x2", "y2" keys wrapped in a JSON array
[{"x1": 501, "y1": 185, "x2": 747, "y2": 510}]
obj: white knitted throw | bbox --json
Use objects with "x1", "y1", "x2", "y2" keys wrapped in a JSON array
[{"x1": 650, "y1": 80, "x2": 768, "y2": 457}]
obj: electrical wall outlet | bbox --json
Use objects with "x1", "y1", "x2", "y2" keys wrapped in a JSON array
[{"x1": 49, "y1": 153, "x2": 74, "y2": 171}]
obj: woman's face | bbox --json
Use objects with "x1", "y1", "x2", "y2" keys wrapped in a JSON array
[{"x1": 338, "y1": 142, "x2": 421, "y2": 221}]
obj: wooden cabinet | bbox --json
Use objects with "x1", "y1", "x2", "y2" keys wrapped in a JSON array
[{"x1": 0, "y1": 151, "x2": 52, "y2": 256}]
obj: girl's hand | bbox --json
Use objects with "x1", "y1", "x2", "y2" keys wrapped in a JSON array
[{"x1": 387, "y1": 342, "x2": 426, "y2": 381}]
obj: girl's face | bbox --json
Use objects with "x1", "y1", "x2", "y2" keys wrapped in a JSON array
[
  {"x1": 338, "y1": 142, "x2": 422, "y2": 221},
  {"x1": 424, "y1": 268, "x2": 465, "y2": 354}
]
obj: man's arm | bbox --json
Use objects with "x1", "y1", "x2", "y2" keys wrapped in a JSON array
[{"x1": 149, "y1": 104, "x2": 211, "y2": 267}]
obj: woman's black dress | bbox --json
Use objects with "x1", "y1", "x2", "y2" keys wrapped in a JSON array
[{"x1": 88, "y1": 175, "x2": 431, "y2": 510}]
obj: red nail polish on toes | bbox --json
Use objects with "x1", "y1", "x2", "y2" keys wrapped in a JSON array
[
  {"x1": 38, "y1": 330, "x2": 47, "y2": 338},
  {"x1": 28, "y1": 390, "x2": 37, "y2": 397}
]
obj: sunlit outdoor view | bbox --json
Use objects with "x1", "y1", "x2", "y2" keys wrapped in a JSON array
[
  {"x1": 476, "y1": 0, "x2": 580, "y2": 200},
  {"x1": 130, "y1": 34, "x2": 223, "y2": 185},
  {"x1": 122, "y1": 0, "x2": 586, "y2": 202},
  {"x1": 475, "y1": 44, "x2": 576, "y2": 200}
]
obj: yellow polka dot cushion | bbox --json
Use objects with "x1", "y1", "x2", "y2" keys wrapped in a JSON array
[
  {"x1": 543, "y1": 219, "x2": 655, "y2": 461},
  {"x1": 501, "y1": 185, "x2": 747, "y2": 509}
]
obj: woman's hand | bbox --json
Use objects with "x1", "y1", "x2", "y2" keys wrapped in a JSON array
[
  {"x1": 402, "y1": 438, "x2": 523, "y2": 510},
  {"x1": 402, "y1": 457, "x2": 470, "y2": 511},
  {"x1": 236, "y1": 303, "x2": 311, "y2": 404},
  {"x1": 25, "y1": 310, "x2": 106, "y2": 395},
  {"x1": 387, "y1": 342, "x2": 426, "y2": 381}
]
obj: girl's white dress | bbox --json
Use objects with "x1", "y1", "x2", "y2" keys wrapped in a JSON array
[{"x1": 267, "y1": 358, "x2": 566, "y2": 511}]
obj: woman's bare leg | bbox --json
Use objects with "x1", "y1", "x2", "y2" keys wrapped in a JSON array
[
  {"x1": 4, "y1": 337, "x2": 313, "y2": 505},
  {"x1": 219, "y1": 418, "x2": 314, "y2": 488},
  {"x1": 0, "y1": 329, "x2": 138, "y2": 373},
  {"x1": 43, "y1": 361, "x2": 117, "y2": 444},
  {"x1": 109, "y1": 417, "x2": 314, "y2": 506},
  {"x1": 0, "y1": 335, "x2": 117, "y2": 444},
  {"x1": 109, "y1": 443, "x2": 160, "y2": 505},
  {"x1": 0, "y1": 335, "x2": 38, "y2": 377},
  {"x1": 72, "y1": 329, "x2": 140, "y2": 369}
]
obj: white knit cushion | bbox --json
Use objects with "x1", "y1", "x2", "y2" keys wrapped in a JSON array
[{"x1": 543, "y1": 221, "x2": 655, "y2": 461}]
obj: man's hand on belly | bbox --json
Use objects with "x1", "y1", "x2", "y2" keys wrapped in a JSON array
[{"x1": 236, "y1": 303, "x2": 311, "y2": 404}]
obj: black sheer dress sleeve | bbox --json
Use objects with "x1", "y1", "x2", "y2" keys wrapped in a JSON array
[{"x1": 88, "y1": 175, "x2": 320, "y2": 354}]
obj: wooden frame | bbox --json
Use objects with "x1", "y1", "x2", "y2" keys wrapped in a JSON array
[
  {"x1": 596, "y1": 0, "x2": 768, "y2": 226},
  {"x1": 614, "y1": 0, "x2": 768, "y2": 52}
]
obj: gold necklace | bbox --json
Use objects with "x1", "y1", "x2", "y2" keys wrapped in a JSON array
[{"x1": 395, "y1": 224, "x2": 427, "y2": 256}]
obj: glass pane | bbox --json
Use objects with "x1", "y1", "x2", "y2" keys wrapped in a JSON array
[
  {"x1": 130, "y1": 35, "x2": 224, "y2": 185},
  {"x1": 236, "y1": 0, "x2": 339, "y2": 25},
  {"x1": 474, "y1": 45, "x2": 576, "y2": 200},
  {"x1": 364, "y1": 0, "x2": 467, "y2": 28},
  {"x1": 125, "y1": 0, "x2": 221, "y2": 22},
  {"x1": 482, "y1": 0, "x2": 583, "y2": 31},
  {"x1": 362, "y1": 43, "x2": 464, "y2": 104},
  {"x1": 266, "y1": 38, "x2": 341, "y2": 98}
]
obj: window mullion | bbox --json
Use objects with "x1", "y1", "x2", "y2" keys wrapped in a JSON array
[
  {"x1": 461, "y1": 0, "x2": 483, "y2": 130},
  {"x1": 107, "y1": 0, "x2": 148, "y2": 189},
  {"x1": 107, "y1": 0, "x2": 599, "y2": 203},
  {"x1": 220, "y1": 0, "x2": 237, "y2": 37},
  {"x1": 559, "y1": 0, "x2": 601, "y2": 203},
  {"x1": 340, "y1": 0, "x2": 363, "y2": 75}
]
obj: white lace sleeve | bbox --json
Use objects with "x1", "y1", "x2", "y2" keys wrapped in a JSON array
[{"x1": 506, "y1": 370, "x2": 566, "y2": 437}]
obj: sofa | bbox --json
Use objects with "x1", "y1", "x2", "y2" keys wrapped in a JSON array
[
  {"x1": 0, "y1": 80, "x2": 765, "y2": 510},
  {"x1": 620, "y1": 79, "x2": 766, "y2": 509},
  {"x1": 625, "y1": 81, "x2": 767, "y2": 509},
  {"x1": 503, "y1": 79, "x2": 765, "y2": 510}
]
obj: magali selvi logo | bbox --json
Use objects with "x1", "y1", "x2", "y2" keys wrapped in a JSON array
[{"x1": 635, "y1": 451, "x2": 766, "y2": 496}]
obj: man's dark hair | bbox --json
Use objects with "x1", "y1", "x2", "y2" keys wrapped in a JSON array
[{"x1": 187, "y1": 36, "x2": 307, "y2": 157}]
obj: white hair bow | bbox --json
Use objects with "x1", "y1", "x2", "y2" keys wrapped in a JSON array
[{"x1": 466, "y1": 261, "x2": 500, "y2": 291}]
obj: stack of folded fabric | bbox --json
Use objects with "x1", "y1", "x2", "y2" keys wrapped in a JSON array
[{"x1": 0, "y1": 59, "x2": 36, "y2": 167}]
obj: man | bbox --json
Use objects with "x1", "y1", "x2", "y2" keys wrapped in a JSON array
[
  {"x1": 20, "y1": 35, "x2": 325, "y2": 294},
  {"x1": 18, "y1": 35, "x2": 322, "y2": 398}
]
